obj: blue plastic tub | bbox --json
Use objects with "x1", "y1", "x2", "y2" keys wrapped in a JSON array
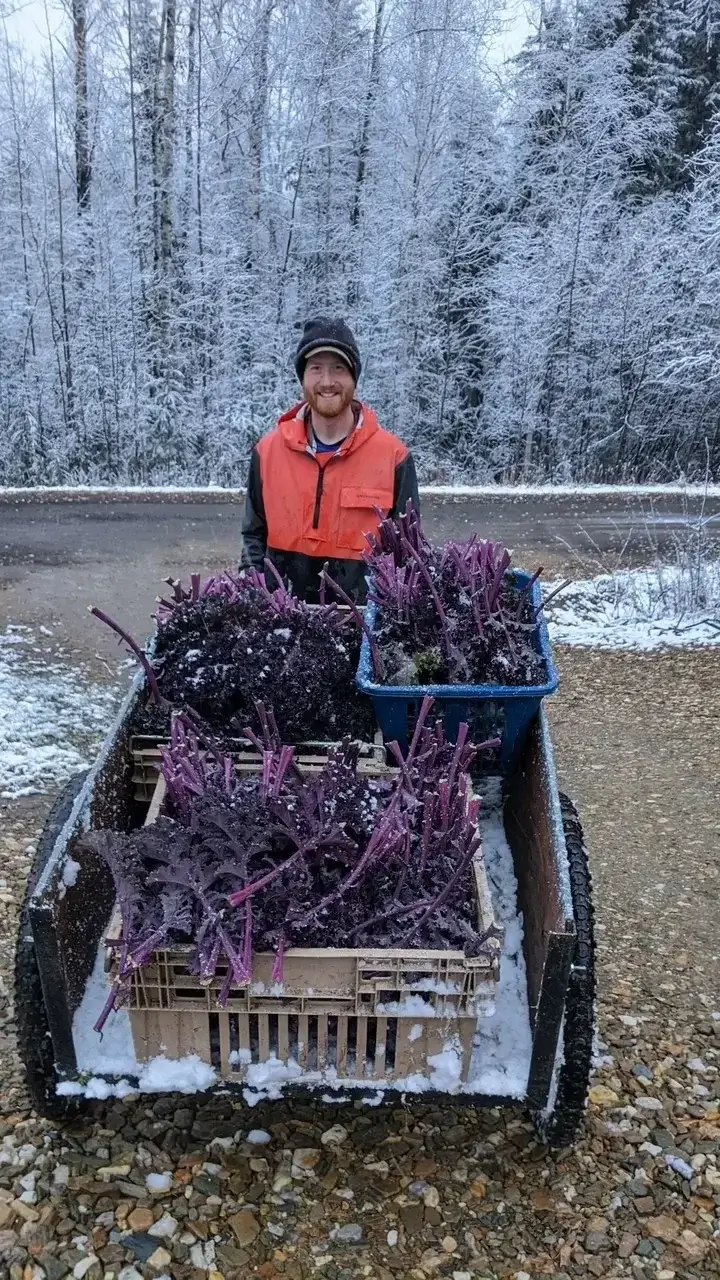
[{"x1": 356, "y1": 572, "x2": 559, "y2": 771}]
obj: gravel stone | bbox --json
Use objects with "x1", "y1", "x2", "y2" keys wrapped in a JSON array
[
  {"x1": 122, "y1": 1233, "x2": 158, "y2": 1262},
  {"x1": 126, "y1": 1207, "x2": 154, "y2": 1232},
  {"x1": 228, "y1": 1209, "x2": 260, "y2": 1246},
  {"x1": 400, "y1": 1203, "x2": 425, "y2": 1233},
  {"x1": 333, "y1": 1223, "x2": 363, "y2": 1243},
  {"x1": 321, "y1": 1126, "x2": 348, "y2": 1147}
]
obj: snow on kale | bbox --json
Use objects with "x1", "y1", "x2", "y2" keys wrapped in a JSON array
[
  {"x1": 355, "y1": 502, "x2": 550, "y2": 687},
  {"x1": 81, "y1": 698, "x2": 498, "y2": 1029},
  {"x1": 92, "y1": 565, "x2": 374, "y2": 742}
]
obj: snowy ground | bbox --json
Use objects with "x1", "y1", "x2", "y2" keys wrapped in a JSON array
[
  {"x1": 0, "y1": 625, "x2": 122, "y2": 798},
  {"x1": 1, "y1": 481, "x2": 720, "y2": 498},
  {"x1": 545, "y1": 562, "x2": 720, "y2": 649}
]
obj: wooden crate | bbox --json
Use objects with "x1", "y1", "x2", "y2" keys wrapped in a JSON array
[{"x1": 111, "y1": 756, "x2": 502, "y2": 1085}]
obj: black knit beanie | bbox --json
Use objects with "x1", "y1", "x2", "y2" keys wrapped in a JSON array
[{"x1": 294, "y1": 317, "x2": 362, "y2": 383}]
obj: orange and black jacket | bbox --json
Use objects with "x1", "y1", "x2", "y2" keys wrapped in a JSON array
[{"x1": 241, "y1": 401, "x2": 419, "y2": 602}]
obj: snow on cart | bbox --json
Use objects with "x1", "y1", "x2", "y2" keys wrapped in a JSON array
[{"x1": 15, "y1": 508, "x2": 595, "y2": 1146}]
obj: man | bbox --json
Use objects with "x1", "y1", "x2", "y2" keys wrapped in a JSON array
[{"x1": 241, "y1": 318, "x2": 419, "y2": 602}]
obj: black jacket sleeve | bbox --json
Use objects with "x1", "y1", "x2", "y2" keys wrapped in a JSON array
[
  {"x1": 240, "y1": 446, "x2": 267, "y2": 570},
  {"x1": 391, "y1": 451, "x2": 420, "y2": 519}
]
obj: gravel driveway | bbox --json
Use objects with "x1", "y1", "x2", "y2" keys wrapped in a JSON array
[{"x1": 0, "y1": 645, "x2": 718, "y2": 1280}]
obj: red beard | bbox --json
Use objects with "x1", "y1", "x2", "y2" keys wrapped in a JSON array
[{"x1": 304, "y1": 383, "x2": 355, "y2": 418}]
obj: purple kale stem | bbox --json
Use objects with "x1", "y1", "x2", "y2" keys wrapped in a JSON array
[
  {"x1": 242, "y1": 899, "x2": 253, "y2": 982},
  {"x1": 89, "y1": 607, "x2": 164, "y2": 704},
  {"x1": 519, "y1": 566, "x2": 543, "y2": 599},
  {"x1": 199, "y1": 934, "x2": 222, "y2": 982},
  {"x1": 228, "y1": 853, "x2": 302, "y2": 908},
  {"x1": 418, "y1": 793, "x2": 437, "y2": 874},
  {"x1": 271, "y1": 746, "x2": 296, "y2": 797},
  {"x1": 444, "y1": 723, "x2": 471, "y2": 808},
  {"x1": 385, "y1": 695, "x2": 435, "y2": 792},
  {"x1": 402, "y1": 834, "x2": 481, "y2": 945},
  {"x1": 402, "y1": 542, "x2": 452, "y2": 658},
  {"x1": 407, "y1": 695, "x2": 435, "y2": 759},
  {"x1": 319, "y1": 569, "x2": 383, "y2": 679},
  {"x1": 93, "y1": 979, "x2": 128, "y2": 1034},
  {"x1": 263, "y1": 556, "x2": 289, "y2": 596},
  {"x1": 271, "y1": 934, "x2": 286, "y2": 984},
  {"x1": 242, "y1": 725, "x2": 266, "y2": 755},
  {"x1": 347, "y1": 897, "x2": 434, "y2": 939},
  {"x1": 534, "y1": 578, "x2": 570, "y2": 617}
]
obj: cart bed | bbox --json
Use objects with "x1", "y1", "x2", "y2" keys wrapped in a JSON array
[{"x1": 27, "y1": 670, "x2": 575, "y2": 1110}]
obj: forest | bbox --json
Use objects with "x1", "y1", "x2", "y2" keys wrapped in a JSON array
[{"x1": 1, "y1": 0, "x2": 719, "y2": 486}]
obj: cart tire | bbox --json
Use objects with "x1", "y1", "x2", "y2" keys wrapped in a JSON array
[
  {"x1": 14, "y1": 771, "x2": 88, "y2": 1119},
  {"x1": 532, "y1": 793, "x2": 596, "y2": 1148}
]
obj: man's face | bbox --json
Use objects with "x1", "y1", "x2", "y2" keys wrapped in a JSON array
[{"x1": 303, "y1": 352, "x2": 355, "y2": 417}]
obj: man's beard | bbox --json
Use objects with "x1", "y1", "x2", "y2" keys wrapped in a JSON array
[{"x1": 305, "y1": 384, "x2": 355, "y2": 418}]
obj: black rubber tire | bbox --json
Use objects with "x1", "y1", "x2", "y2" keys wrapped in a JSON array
[
  {"x1": 14, "y1": 771, "x2": 88, "y2": 1119},
  {"x1": 532, "y1": 792, "x2": 596, "y2": 1148}
]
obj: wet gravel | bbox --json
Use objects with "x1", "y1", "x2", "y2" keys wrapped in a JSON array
[{"x1": 0, "y1": 647, "x2": 718, "y2": 1280}]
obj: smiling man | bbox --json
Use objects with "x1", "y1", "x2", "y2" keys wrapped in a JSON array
[{"x1": 241, "y1": 317, "x2": 419, "y2": 601}]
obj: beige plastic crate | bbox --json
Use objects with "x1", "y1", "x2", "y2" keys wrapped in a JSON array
[
  {"x1": 111, "y1": 758, "x2": 502, "y2": 1086},
  {"x1": 130, "y1": 1007, "x2": 478, "y2": 1084},
  {"x1": 131, "y1": 734, "x2": 388, "y2": 802}
]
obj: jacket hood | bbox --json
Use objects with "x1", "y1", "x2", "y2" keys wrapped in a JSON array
[{"x1": 276, "y1": 402, "x2": 379, "y2": 456}]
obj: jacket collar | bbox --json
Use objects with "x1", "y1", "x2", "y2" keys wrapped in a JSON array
[{"x1": 277, "y1": 401, "x2": 379, "y2": 456}]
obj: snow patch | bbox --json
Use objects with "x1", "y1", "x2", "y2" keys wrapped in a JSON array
[
  {"x1": 469, "y1": 790, "x2": 533, "y2": 1098},
  {"x1": 62, "y1": 857, "x2": 81, "y2": 888},
  {"x1": 408, "y1": 979, "x2": 461, "y2": 995},
  {"x1": 73, "y1": 943, "x2": 137, "y2": 1077},
  {"x1": 375, "y1": 995, "x2": 438, "y2": 1017},
  {"x1": 0, "y1": 626, "x2": 120, "y2": 797},
  {"x1": 228, "y1": 1047, "x2": 252, "y2": 1067},
  {"x1": 137, "y1": 1055, "x2": 216, "y2": 1095},
  {"x1": 545, "y1": 563, "x2": 720, "y2": 650},
  {"x1": 2, "y1": 482, "x2": 720, "y2": 498}
]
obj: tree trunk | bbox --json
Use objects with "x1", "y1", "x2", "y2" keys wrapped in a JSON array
[
  {"x1": 158, "y1": 0, "x2": 176, "y2": 273},
  {"x1": 249, "y1": 1, "x2": 274, "y2": 233},
  {"x1": 350, "y1": 0, "x2": 385, "y2": 231},
  {"x1": 45, "y1": 1, "x2": 76, "y2": 438},
  {"x1": 73, "y1": 0, "x2": 92, "y2": 211}
]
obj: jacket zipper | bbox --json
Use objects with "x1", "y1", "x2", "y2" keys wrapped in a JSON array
[
  {"x1": 312, "y1": 460, "x2": 325, "y2": 529},
  {"x1": 311, "y1": 452, "x2": 343, "y2": 529}
]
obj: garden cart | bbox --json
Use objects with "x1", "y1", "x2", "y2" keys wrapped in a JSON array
[{"x1": 14, "y1": 665, "x2": 595, "y2": 1148}]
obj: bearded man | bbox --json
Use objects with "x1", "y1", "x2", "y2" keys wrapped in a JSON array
[{"x1": 241, "y1": 317, "x2": 419, "y2": 602}]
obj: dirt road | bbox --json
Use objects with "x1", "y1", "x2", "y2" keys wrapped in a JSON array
[{"x1": 1, "y1": 489, "x2": 717, "y2": 671}]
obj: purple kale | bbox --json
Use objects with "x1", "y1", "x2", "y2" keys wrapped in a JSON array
[
  {"x1": 84, "y1": 699, "x2": 498, "y2": 1025},
  {"x1": 362, "y1": 501, "x2": 547, "y2": 686},
  {"x1": 93, "y1": 569, "x2": 376, "y2": 743}
]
